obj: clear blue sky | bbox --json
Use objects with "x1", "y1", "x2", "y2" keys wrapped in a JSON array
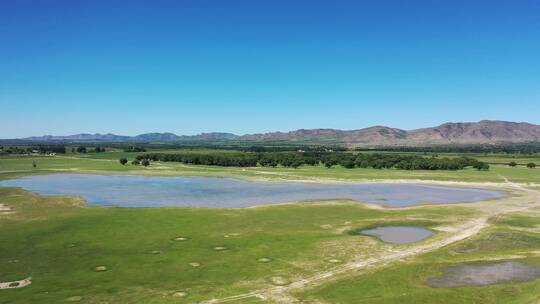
[{"x1": 1, "y1": 0, "x2": 539, "y2": 138}]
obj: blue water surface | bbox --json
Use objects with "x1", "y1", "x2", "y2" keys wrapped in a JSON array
[{"x1": 0, "y1": 174, "x2": 504, "y2": 208}]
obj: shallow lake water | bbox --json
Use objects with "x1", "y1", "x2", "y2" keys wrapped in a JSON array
[
  {"x1": 427, "y1": 262, "x2": 540, "y2": 287},
  {"x1": 360, "y1": 226, "x2": 434, "y2": 244},
  {"x1": 0, "y1": 174, "x2": 504, "y2": 208}
]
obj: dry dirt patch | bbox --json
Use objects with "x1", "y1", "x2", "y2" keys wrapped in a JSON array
[
  {"x1": 0, "y1": 203, "x2": 14, "y2": 215},
  {"x1": 0, "y1": 277, "x2": 32, "y2": 289}
]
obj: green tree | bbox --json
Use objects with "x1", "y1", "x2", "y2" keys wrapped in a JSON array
[
  {"x1": 324, "y1": 159, "x2": 337, "y2": 168},
  {"x1": 341, "y1": 159, "x2": 355, "y2": 169},
  {"x1": 142, "y1": 159, "x2": 150, "y2": 167},
  {"x1": 527, "y1": 162, "x2": 536, "y2": 169},
  {"x1": 131, "y1": 159, "x2": 140, "y2": 165},
  {"x1": 473, "y1": 162, "x2": 490, "y2": 170},
  {"x1": 508, "y1": 161, "x2": 517, "y2": 167},
  {"x1": 291, "y1": 160, "x2": 303, "y2": 169},
  {"x1": 32, "y1": 161, "x2": 37, "y2": 168},
  {"x1": 76, "y1": 146, "x2": 87, "y2": 153},
  {"x1": 119, "y1": 158, "x2": 128, "y2": 165}
]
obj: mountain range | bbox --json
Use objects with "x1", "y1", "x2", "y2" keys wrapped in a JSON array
[{"x1": 13, "y1": 120, "x2": 540, "y2": 146}]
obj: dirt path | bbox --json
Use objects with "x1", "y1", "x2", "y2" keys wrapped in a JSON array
[
  {"x1": 0, "y1": 277, "x2": 31, "y2": 289},
  {"x1": 201, "y1": 181, "x2": 540, "y2": 304},
  {"x1": 0, "y1": 203, "x2": 14, "y2": 215}
]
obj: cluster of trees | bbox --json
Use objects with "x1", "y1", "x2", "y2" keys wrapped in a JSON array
[
  {"x1": 327, "y1": 154, "x2": 489, "y2": 170},
  {"x1": 116, "y1": 143, "x2": 345, "y2": 153},
  {"x1": 137, "y1": 153, "x2": 261, "y2": 167},
  {"x1": 135, "y1": 152, "x2": 489, "y2": 171},
  {"x1": 240, "y1": 145, "x2": 347, "y2": 153},
  {"x1": 72, "y1": 146, "x2": 87, "y2": 153},
  {"x1": 509, "y1": 161, "x2": 537, "y2": 168},
  {"x1": 0, "y1": 145, "x2": 66, "y2": 154},
  {"x1": 69, "y1": 146, "x2": 105, "y2": 153},
  {"x1": 119, "y1": 157, "x2": 149, "y2": 166},
  {"x1": 123, "y1": 146, "x2": 147, "y2": 152}
]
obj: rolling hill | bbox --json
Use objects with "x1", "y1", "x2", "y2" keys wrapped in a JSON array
[{"x1": 14, "y1": 120, "x2": 540, "y2": 145}]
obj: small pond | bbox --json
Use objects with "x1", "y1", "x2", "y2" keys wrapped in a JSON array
[
  {"x1": 427, "y1": 261, "x2": 540, "y2": 287},
  {"x1": 0, "y1": 174, "x2": 504, "y2": 208},
  {"x1": 360, "y1": 226, "x2": 434, "y2": 244}
]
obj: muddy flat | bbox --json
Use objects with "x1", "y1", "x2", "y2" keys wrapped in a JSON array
[{"x1": 427, "y1": 261, "x2": 540, "y2": 288}]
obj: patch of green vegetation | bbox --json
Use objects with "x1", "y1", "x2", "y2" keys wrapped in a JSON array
[
  {"x1": 0, "y1": 187, "x2": 475, "y2": 303},
  {"x1": 347, "y1": 220, "x2": 441, "y2": 236},
  {"x1": 0, "y1": 148, "x2": 537, "y2": 303},
  {"x1": 293, "y1": 202, "x2": 540, "y2": 304},
  {"x1": 452, "y1": 231, "x2": 540, "y2": 254},
  {"x1": 299, "y1": 258, "x2": 540, "y2": 304},
  {"x1": 2, "y1": 149, "x2": 539, "y2": 184},
  {"x1": 491, "y1": 214, "x2": 540, "y2": 228},
  {"x1": 297, "y1": 217, "x2": 540, "y2": 303},
  {"x1": 1, "y1": 155, "x2": 538, "y2": 185}
]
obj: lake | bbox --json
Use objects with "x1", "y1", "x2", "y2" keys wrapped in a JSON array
[{"x1": 0, "y1": 174, "x2": 504, "y2": 208}]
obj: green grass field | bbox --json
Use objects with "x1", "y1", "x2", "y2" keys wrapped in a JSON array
[
  {"x1": 1, "y1": 151, "x2": 539, "y2": 184},
  {"x1": 297, "y1": 216, "x2": 540, "y2": 304},
  {"x1": 1, "y1": 151, "x2": 539, "y2": 303},
  {"x1": 0, "y1": 187, "x2": 479, "y2": 303}
]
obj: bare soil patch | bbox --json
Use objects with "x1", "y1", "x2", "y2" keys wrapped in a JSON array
[
  {"x1": 172, "y1": 236, "x2": 189, "y2": 241},
  {"x1": 0, "y1": 277, "x2": 32, "y2": 289},
  {"x1": 172, "y1": 291, "x2": 188, "y2": 297},
  {"x1": 93, "y1": 265, "x2": 109, "y2": 272},
  {"x1": 66, "y1": 296, "x2": 83, "y2": 302}
]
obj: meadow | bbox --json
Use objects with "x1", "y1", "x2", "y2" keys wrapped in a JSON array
[
  {"x1": 0, "y1": 187, "x2": 479, "y2": 303},
  {"x1": 1, "y1": 150, "x2": 539, "y2": 184},
  {"x1": 0, "y1": 149, "x2": 539, "y2": 303},
  {"x1": 296, "y1": 214, "x2": 540, "y2": 304}
]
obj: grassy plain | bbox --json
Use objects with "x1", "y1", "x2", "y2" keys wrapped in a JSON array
[
  {"x1": 0, "y1": 150, "x2": 539, "y2": 303},
  {"x1": 297, "y1": 214, "x2": 540, "y2": 304},
  {"x1": 1, "y1": 151, "x2": 539, "y2": 185},
  {"x1": 0, "y1": 187, "x2": 478, "y2": 303}
]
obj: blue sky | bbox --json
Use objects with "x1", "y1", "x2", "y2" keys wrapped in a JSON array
[{"x1": 1, "y1": 0, "x2": 539, "y2": 137}]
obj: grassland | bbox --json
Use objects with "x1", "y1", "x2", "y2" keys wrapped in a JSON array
[
  {"x1": 1, "y1": 150, "x2": 539, "y2": 303},
  {"x1": 295, "y1": 213, "x2": 540, "y2": 304},
  {"x1": 0, "y1": 187, "x2": 480, "y2": 303},
  {"x1": 1, "y1": 151, "x2": 539, "y2": 185}
]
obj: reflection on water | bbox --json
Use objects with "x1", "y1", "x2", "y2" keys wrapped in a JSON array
[{"x1": 0, "y1": 174, "x2": 504, "y2": 208}]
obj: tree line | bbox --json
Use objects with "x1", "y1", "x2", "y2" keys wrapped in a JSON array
[
  {"x1": 70, "y1": 146, "x2": 105, "y2": 153},
  {"x1": 509, "y1": 161, "x2": 537, "y2": 169},
  {"x1": 1, "y1": 145, "x2": 67, "y2": 154},
  {"x1": 134, "y1": 152, "x2": 489, "y2": 170}
]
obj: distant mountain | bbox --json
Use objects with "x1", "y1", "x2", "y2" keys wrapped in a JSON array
[
  {"x1": 21, "y1": 132, "x2": 239, "y2": 143},
  {"x1": 239, "y1": 120, "x2": 540, "y2": 145},
  {"x1": 240, "y1": 126, "x2": 408, "y2": 144},
  {"x1": 189, "y1": 132, "x2": 239, "y2": 140},
  {"x1": 407, "y1": 120, "x2": 540, "y2": 144},
  {"x1": 14, "y1": 120, "x2": 540, "y2": 145},
  {"x1": 131, "y1": 133, "x2": 182, "y2": 142},
  {"x1": 24, "y1": 133, "x2": 131, "y2": 142}
]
